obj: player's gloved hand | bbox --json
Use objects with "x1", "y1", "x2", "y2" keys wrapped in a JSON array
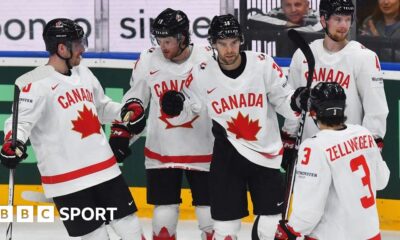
[
  {"x1": 121, "y1": 98, "x2": 146, "y2": 134},
  {"x1": 374, "y1": 137, "x2": 384, "y2": 152},
  {"x1": 160, "y1": 90, "x2": 185, "y2": 117},
  {"x1": 281, "y1": 131, "x2": 296, "y2": 171},
  {"x1": 109, "y1": 124, "x2": 132, "y2": 163},
  {"x1": 274, "y1": 220, "x2": 301, "y2": 240},
  {"x1": 290, "y1": 87, "x2": 309, "y2": 114},
  {"x1": 0, "y1": 139, "x2": 28, "y2": 169}
]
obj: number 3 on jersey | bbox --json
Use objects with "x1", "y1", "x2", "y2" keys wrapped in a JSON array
[
  {"x1": 350, "y1": 155, "x2": 375, "y2": 209},
  {"x1": 300, "y1": 147, "x2": 311, "y2": 165}
]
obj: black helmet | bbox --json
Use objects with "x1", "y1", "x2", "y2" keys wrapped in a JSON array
[
  {"x1": 208, "y1": 14, "x2": 243, "y2": 45},
  {"x1": 310, "y1": 82, "x2": 346, "y2": 118},
  {"x1": 43, "y1": 18, "x2": 86, "y2": 54},
  {"x1": 151, "y1": 8, "x2": 190, "y2": 45},
  {"x1": 319, "y1": 0, "x2": 355, "y2": 20}
]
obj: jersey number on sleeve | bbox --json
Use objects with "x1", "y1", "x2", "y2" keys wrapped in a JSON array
[
  {"x1": 272, "y1": 62, "x2": 283, "y2": 78},
  {"x1": 350, "y1": 155, "x2": 375, "y2": 209}
]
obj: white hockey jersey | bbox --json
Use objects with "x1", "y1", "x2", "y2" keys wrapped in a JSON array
[
  {"x1": 283, "y1": 39, "x2": 388, "y2": 141},
  {"x1": 123, "y1": 45, "x2": 214, "y2": 171},
  {"x1": 289, "y1": 124, "x2": 390, "y2": 240},
  {"x1": 4, "y1": 65, "x2": 122, "y2": 198},
  {"x1": 187, "y1": 51, "x2": 298, "y2": 169}
]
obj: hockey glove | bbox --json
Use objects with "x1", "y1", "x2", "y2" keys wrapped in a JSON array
[
  {"x1": 0, "y1": 139, "x2": 28, "y2": 169},
  {"x1": 290, "y1": 87, "x2": 309, "y2": 115},
  {"x1": 121, "y1": 98, "x2": 146, "y2": 134},
  {"x1": 281, "y1": 131, "x2": 297, "y2": 171},
  {"x1": 374, "y1": 137, "x2": 384, "y2": 152},
  {"x1": 109, "y1": 124, "x2": 132, "y2": 163},
  {"x1": 160, "y1": 90, "x2": 185, "y2": 117},
  {"x1": 274, "y1": 220, "x2": 301, "y2": 240}
]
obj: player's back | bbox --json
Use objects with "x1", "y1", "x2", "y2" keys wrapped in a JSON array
[{"x1": 309, "y1": 124, "x2": 388, "y2": 239}]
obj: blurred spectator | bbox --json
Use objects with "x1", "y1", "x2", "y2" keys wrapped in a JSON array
[
  {"x1": 281, "y1": 0, "x2": 318, "y2": 27},
  {"x1": 356, "y1": 0, "x2": 378, "y2": 26},
  {"x1": 359, "y1": 0, "x2": 400, "y2": 38},
  {"x1": 248, "y1": 0, "x2": 320, "y2": 30}
]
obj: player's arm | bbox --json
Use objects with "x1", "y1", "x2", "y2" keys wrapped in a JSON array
[
  {"x1": 120, "y1": 53, "x2": 151, "y2": 135},
  {"x1": 264, "y1": 56, "x2": 298, "y2": 120},
  {"x1": 278, "y1": 140, "x2": 331, "y2": 237},
  {"x1": 106, "y1": 54, "x2": 151, "y2": 163},
  {"x1": 373, "y1": 144, "x2": 390, "y2": 190},
  {"x1": 355, "y1": 51, "x2": 388, "y2": 149},
  {"x1": 89, "y1": 70, "x2": 122, "y2": 124},
  {"x1": 1, "y1": 82, "x2": 46, "y2": 168},
  {"x1": 282, "y1": 49, "x2": 304, "y2": 135},
  {"x1": 376, "y1": 156, "x2": 390, "y2": 191}
]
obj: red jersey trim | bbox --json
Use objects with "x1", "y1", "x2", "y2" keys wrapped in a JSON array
[
  {"x1": 369, "y1": 233, "x2": 381, "y2": 240},
  {"x1": 258, "y1": 147, "x2": 283, "y2": 159},
  {"x1": 305, "y1": 236, "x2": 317, "y2": 240},
  {"x1": 144, "y1": 147, "x2": 212, "y2": 163},
  {"x1": 41, "y1": 156, "x2": 117, "y2": 184}
]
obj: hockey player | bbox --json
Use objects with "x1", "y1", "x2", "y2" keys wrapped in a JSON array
[
  {"x1": 113, "y1": 8, "x2": 214, "y2": 240},
  {"x1": 281, "y1": 0, "x2": 389, "y2": 170},
  {"x1": 275, "y1": 82, "x2": 390, "y2": 240},
  {"x1": 0, "y1": 18, "x2": 144, "y2": 240},
  {"x1": 161, "y1": 14, "x2": 300, "y2": 240}
]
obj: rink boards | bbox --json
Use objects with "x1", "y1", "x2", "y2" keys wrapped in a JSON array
[{"x1": 0, "y1": 55, "x2": 399, "y2": 230}]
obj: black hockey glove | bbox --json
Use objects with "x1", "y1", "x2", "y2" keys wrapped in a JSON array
[
  {"x1": 0, "y1": 139, "x2": 28, "y2": 169},
  {"x1": 281, "y1": 131, "x2": 297, "y2": 171},
  {"x1": 109, "y1": 124, "x2": 132, "y2": 163},
  {"x1": 160, "y1": 90, "x2": 185, "y2": 117},
  {"x1": 290, "y1": 87, "x2": 309, "y2": 115},
  {"x1": 274, "y1": 220, "x2": 301, "y2": 240},
  {"x1": 374, "y1": 137, "x2": 384, "y2": 152},
  {"x1": 121, "y1": 98, "x2": 146, "y2": 134}
]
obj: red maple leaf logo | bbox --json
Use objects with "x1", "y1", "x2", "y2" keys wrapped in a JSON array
[
  {"x1": 227, "y1": 112, "x2": 261, "y2": 141},
  {"x1": 72, "y1": 104, "x2": 101, "y2": 138},
  {"x1": 159, "y1": 110, "x2": 199, "y2": 129}
]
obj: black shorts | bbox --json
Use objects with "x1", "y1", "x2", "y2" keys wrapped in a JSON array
[
  {"x1": 210, "y1": 138, "x2": 285, "y2": 221},
  {"x1": 146, "y1": 168, "x2": 210, "y2": 206},
  {"x1": 53, "y1": 175, "x2": 137, "y2": 237}
]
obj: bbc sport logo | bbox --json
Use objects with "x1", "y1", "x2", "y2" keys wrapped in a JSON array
[{"x1": 0, "y1": 205, "x2": 117, "y2": 222}]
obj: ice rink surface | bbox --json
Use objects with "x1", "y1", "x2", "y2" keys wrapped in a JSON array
[{"x1": 1, "y1": 218, "x2": 400, "y2": 239}]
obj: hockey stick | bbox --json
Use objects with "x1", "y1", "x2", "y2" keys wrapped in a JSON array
[
  {"x1": 251, "y1": 29, "x2": 315, "y2": 240},
  {"x1": 4, "y1": 66, "x2": 53, "y2": 240},
  {"x1": 6, "y1": 86, "x2": 20, "y2": 240},
  {"x1": 281, "y1": 29, "x2": 315, "y2": 221}
]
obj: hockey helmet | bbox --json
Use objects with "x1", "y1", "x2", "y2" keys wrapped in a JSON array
[
  {"x1": 151, "y1": 8, "x2": 190, "y2": 44},
  {"x1": 319, "y1": 0, "x2": 355, "y2": 20},
  {"x1": 309, "y1": 82, "x2": 346, "y2": 118},
  {"x1": 43, "y1": 18, "x2": 87, "y2": 54},
  {"x1": 208, "y1": 14, "x2": 244, "y2": 45}
]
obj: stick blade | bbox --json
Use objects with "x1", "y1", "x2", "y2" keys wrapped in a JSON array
[{"x1": 21, "y1": 191, "x2": 53, "y2": 203}]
